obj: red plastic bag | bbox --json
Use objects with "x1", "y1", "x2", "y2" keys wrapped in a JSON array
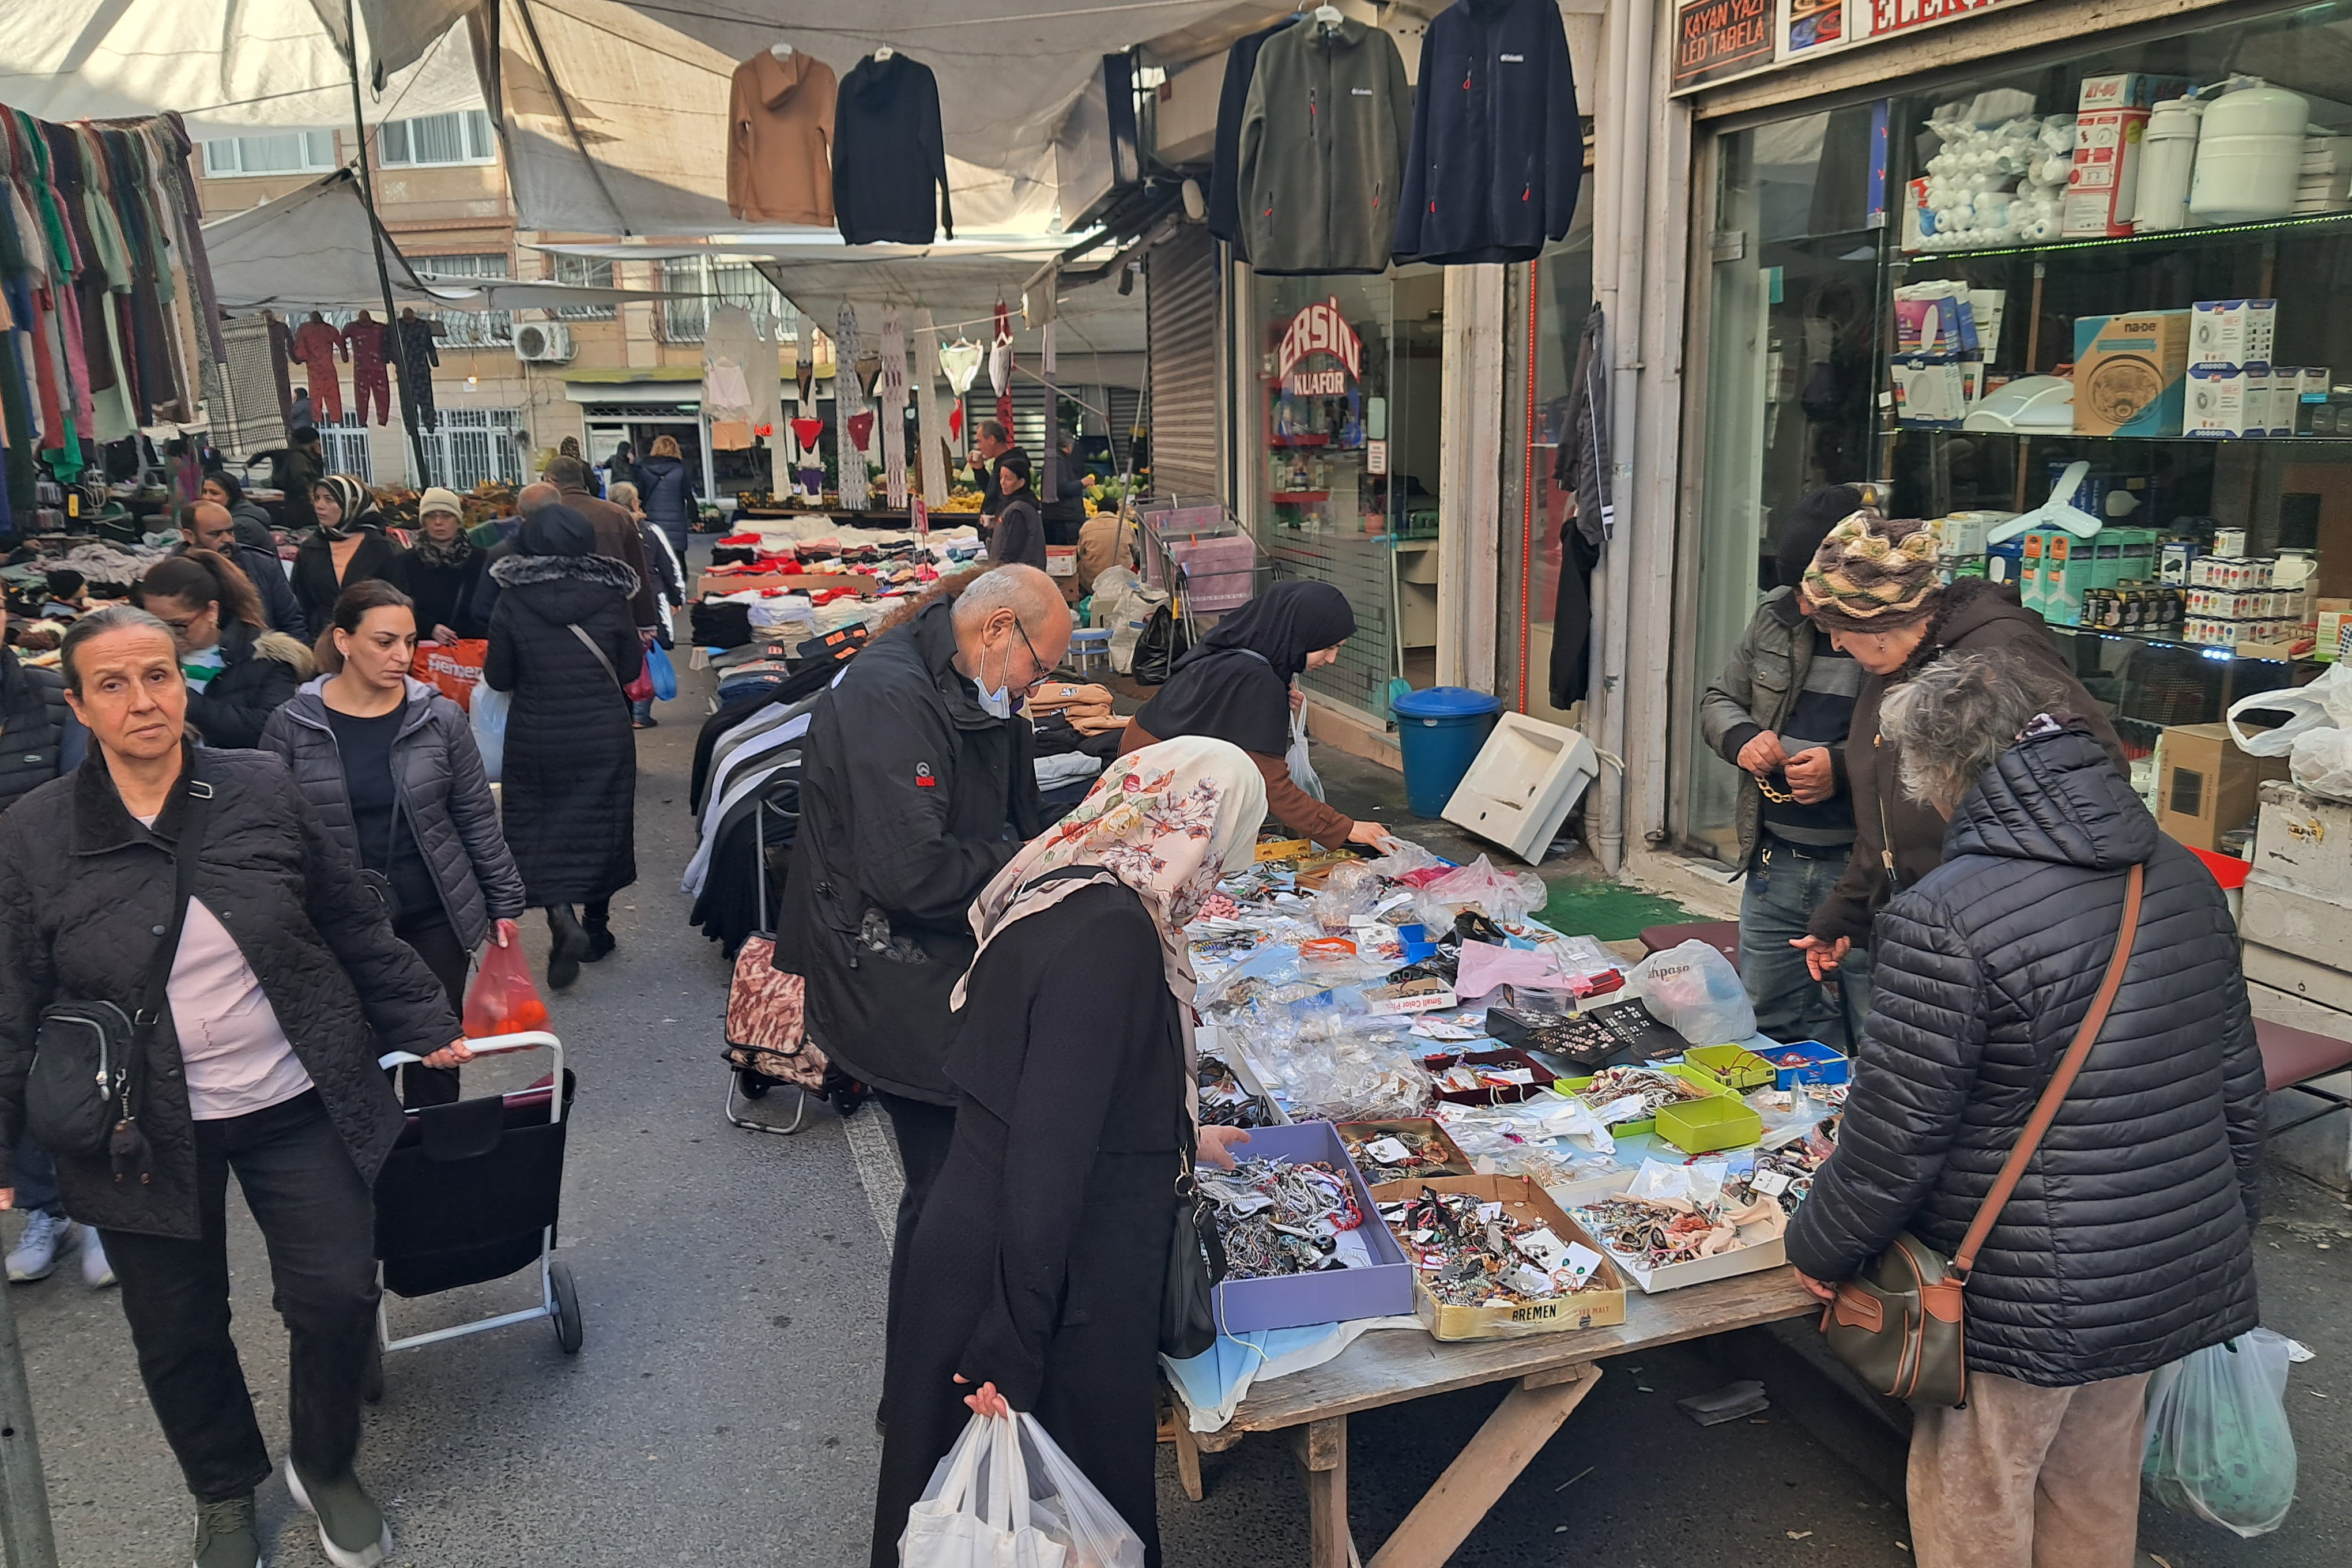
[
  {"x1": 463, "y1": 940, "x2": 549, "y2": 1037},
  {"x1": 412, "y1": 639, "x2": 488, "y2": 708}
]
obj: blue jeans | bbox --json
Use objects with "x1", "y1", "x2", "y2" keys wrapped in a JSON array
[
  {"x1": 1738, "y1": 839, "x2": 1872, "y2": 1049},
  {"x1": 631, "y1": 696, "x2": 654, "y2": 723}
]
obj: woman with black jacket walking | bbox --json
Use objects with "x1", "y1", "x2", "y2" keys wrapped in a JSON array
[
  {"x1": 1786, "y1": 649, "x2": 2264, "y2": 1568},
  {"x1": 0, "y1": 605, "x2": 466, "y2": 1568},
  {"x1": 291, "y1": 476, "x2": 404, "y2": 643},
  {"x1": 262, "y1": 581, "x2": 525, "y2": 1106},
  {"x1": 140, "y1": 552, "x2": 316, "y2": 750},
  {"x1": 484, "y1": 506, "x2": 643, "y2": 989},
  {"x1": 634, "y1": 435, "x2": 697, "y2": 557}
]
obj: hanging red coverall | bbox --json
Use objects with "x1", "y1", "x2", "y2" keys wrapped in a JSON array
[
  {"x1": 343, "y1": 315, "x2": 393, "y2": 427},
  {"x1": 290, "y1": 315, "x2": 345, "y2": 423}
]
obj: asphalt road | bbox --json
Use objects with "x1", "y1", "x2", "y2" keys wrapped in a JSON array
[{"x1": 5, "y1": 647, "x2": 2346, "y2": 1566}]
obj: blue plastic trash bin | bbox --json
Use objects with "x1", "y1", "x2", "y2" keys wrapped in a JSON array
[{"x1": 1391, "y1": 687, "x2": 1503, "y2": 818}]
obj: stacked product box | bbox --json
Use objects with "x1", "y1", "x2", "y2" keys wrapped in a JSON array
[
  {"x1": 2067, "y1": 73, "x2": 2193, "y2": 237},
  {"x1": 2181, "y1": 552, "x2": 2316, "y2": 653},
  {"x1": 2188, "y1": 300, "x2": 2286, "y2": 438}
]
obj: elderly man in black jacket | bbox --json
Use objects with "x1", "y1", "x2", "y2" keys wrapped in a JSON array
[
  {"x1": 773, "y1": 564, "x2": 1070, "y2": 1404},
  {"x1": 1786, "y1": 649, "x2": 2263, "y2": 1568}
]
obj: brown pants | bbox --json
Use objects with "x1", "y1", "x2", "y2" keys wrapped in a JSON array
[{"x1": 1909, "y1": 1370, "x2": 2150, "y2": 1568}]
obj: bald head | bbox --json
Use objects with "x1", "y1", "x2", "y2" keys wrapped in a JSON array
[
  {"x1": 517, "y1": 482, "x2": 559, "y2": 517},
  {"x1": 179, "y1": 502, "x2": 238, "y2": 553},
  {"x1": 951, "y1": 564, "x2": 1072, "y2": 695}
]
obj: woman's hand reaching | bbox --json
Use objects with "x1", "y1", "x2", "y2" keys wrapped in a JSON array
[
  {"x1": 1345, "y1": 820, "x2": 1396, "y2": 851},
  {"x1": 1197, "y1": 1125, "x2": 1252, "y2": 1170},
  {"x1": 492, "y1": 918, "x2": 521, "y2": 948}
]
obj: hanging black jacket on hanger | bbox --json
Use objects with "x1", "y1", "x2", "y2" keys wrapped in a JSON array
[
  {"x1": 1394, "y1": 0, "x2": 1583, "y2": 266},
  {"x1": 1205, "y1": 16, "x2": 1299, "y2": 261},
  {"x1": 832, "y1": 54, "x2": 954, "y2": 245}
]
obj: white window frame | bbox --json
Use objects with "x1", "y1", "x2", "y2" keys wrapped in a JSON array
[
  {"x1": 201, "y1": 131, "x2": 337, "y2": 179},
  {"x1": 419, "y1": 408, "x2": 526, "y2": 491},
  {"x1": 377, "y1": 110, "x2": 497, "y2": 169},
  {"x1": 658, "y1": 257, "x2": 797, "y2": 344},
  {"x1": 555, "y1": 255, "x2": 616, "y2": 321},
  {"x1": 410, "y1": 254, "x2": 514, "y2": 348},
  {"x1": 315, "y1": 414, "x2": 374, "y2": 482}
]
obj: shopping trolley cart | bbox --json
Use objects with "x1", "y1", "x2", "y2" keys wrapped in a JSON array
[{"x1": 370, "y1": 1031, "x2": 582, "y2": 1380}]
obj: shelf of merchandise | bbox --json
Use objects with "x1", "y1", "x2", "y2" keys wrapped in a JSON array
[
  {"x1": 1897, "y1": 209, "x2": 2352, "y2": 265},
  {"x1": 1269, "y1": 491, "x2": 1332, "y2": 506},
  {"x1": 1890, "y1": 428, "x2": 2352, "y2": 447},
  {"x1": 2045, "y1": 621, "x2": 2318, "y2": 666}
]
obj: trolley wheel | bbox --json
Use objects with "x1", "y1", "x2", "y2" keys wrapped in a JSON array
[
  {"x1": 550, "y1": 1260, "x2": 584, "y2": 1354},
  {"x1": 361, "y1": 1337, "x2": 385, "y2": 1404},
  {"x1": 736, "y1": 1068, "x2": 772, "y2": 1100}
]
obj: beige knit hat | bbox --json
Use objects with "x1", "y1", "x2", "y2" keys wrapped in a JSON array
[
  {"x1": 1803, "y1": 508, "x2": 1942, "y2": 632},
  {"x1": 417, "y1": 486, "x2": 464, "y2": 519}
]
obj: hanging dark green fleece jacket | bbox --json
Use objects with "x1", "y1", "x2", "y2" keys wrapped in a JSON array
[{"x1": 1237, "y1": 17, "x2": 1414, "y2": 276}]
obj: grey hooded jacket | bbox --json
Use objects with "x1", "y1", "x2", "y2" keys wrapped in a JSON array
[
  {"x1": 261, "y1": 676, "x2": 526, "y2": 951},
  {"x1": 1237, "y1": 17, "x2": 1414, "y2": 276}
]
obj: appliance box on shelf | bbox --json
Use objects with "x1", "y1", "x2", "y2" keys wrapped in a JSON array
[
  {"x1": 2252, "y1": 780, "x2": 2352, "y2": 901},
  {"x1": 2079, "y1": 72, "x2": 2194, "y2": 111},
  {"x1": 2159, "y1": 725, "x2": 2291, "y2": 851},
  {"x1": 2188, "y1": 365, "x2": 2256, "y2": 438},
  {"x1": 1205, "y1": 1121, "x2": 1414, "y2": 1335},
  {"x1": 1891, "y1": 355, "x2": 1970, "y2": 428},
  {"x1": 1368, "y1": 1175, "x2": 1629, "y2": 1341},
  {"x1": 2041, "y1": 532, "x2": 2097, "y2": 625},
  {"x1": 2074, "y1": 311, "x2": 2192, "y2": 436},
  {"x1": 2318, "y1": 598, "x2": 2352, "y2": 662},
  {"x1": 2066, "y1": 108, "x2": 2152, "y2": 236},
  {"x1": 2190, "y1": 299, "x2": 2279, "y2": 370}
]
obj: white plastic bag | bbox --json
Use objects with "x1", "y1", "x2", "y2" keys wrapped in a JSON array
[
  {"x1": 469, "y1": 684, "x2": 509, "y2": 784},
  {"x1": 1287, "y1": 705, "x2": 1325, "y2": 801},
  {"x1": 900, "y1": 1411, "x2": 1146, "y2": 1568},
  {"x1": 2290, "y1": 726, "x2": 2352, "y2": 802},
  {"x1": 1629, "y1": 939, "x2": 1757, "y2": 1046},
  {"x1": 1411, "y1": 855, "x2": 1548, "y2": 929},
  {"x1": 2142, "y1": 1328, "x2": 2298, "y2": 1538},
  {"x1": 2225, "y1": 662, "x2": 2352, "y2": 756}
]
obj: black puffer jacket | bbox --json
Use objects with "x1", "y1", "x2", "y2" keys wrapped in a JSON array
[
  {"x1": 484, "y1": 549, "x2": 642, "y2": 905},
  {"x1": 289, "y1": 529, "x2": 404, "y2": 644},
  {"x1": 0, "y1": 649, "x2": 73, "y2": 812},
  {"x1": 772, "y1": 598, "x2": 1042, "y2": 1103},
  {"x1": 1785, "y1": 721, "x2": 2264, "y2": 1386},
  {"x1": 0, "y1": 747, "x2": 455, "y2": 1238},
  {"x1": 261, "y1": 677, "x2": 527, "y2": 951},
  {"x1": 186, "y1": 619, "x2": 315, "y2": 751}
]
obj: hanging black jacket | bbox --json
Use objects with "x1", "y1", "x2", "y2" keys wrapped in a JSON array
[
  {"x1": 832, "y1": 53, "x2": 953, "y2": 245},
  {"x1": 1786, "y1": 721, "x2": 2263, "y2": 1386},
  {"x1": 185, "y1": 619, "x2": 315, "y2": 751},
  {"x1": 1237, "y1": 18, "x2": 1413, "y2": 276},
  {"x1": 771, "y1": 598, "x2": 1041, "y2": 1104},
  {"x1": 1207, "y1": 17, "x2": 1301, "y2": 260},
  {"x1": 1394, "y1": 0, "x2": 1584, "y2": 266},
  {"x1": 0, "y1": 649, "x2": 74, "y2": 812}
]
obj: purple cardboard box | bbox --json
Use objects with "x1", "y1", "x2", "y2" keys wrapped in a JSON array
[{"x1": 1209, "y1": 1120, "x2": 1415, "y2": 1335}]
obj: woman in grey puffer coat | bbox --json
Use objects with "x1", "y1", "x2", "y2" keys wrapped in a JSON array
[
  {"x1": 1786, "y1": 649, "x2": 2263, "y2": 1568},
  {"x1": 262, "y1": 581, "x2": 526, "y2": 1104}
]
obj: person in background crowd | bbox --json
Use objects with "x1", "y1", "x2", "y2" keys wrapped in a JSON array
[
  {"x1": 198, "y1": 472, "x2": 280, "y2": 555},
  {"x1": 775, "y1": 564, "x2": 1068, "y2": 1428},
  {"x1": 1038, "y1": 427, "x2": 1087, "y2": 548},
  {"x1": 635, "y1": 435, "x2": 698, "y2": 559},
  {"x1": 1787, "y1": 649, "x2": 2263, "y2": 1568},
  {"x1": 987, "y1": 451, "x2": 1046, "y2": 571},
  {"x1": 543, "y1": 455, "x2": 661, "y2": 636},
  {"x1": 291, "y1": 477, "x2": 403, "y2": 646},
  {"x1": 602, "y1": 440, "x2": 638, "y2": 499},
  {"x1": 138, "y1": 554, "x2": 315, "y2": 751},
  {"x1": 1698, "y1": 484, "x2": 1871, "y2": 1043},
  {"x1": 966, "y1": 420, "x2": 1021, "y2": 521},
  {"x1": 1073, "y1": 506, "x2": 1134, "y2": 601},
  {"x1": 0, "y1": 601, "x2": 97, "y2": 1290},
  {"x1": 609, "y1": 480, "x2": 683, "y2": 730},
  {"x1": 0, "y1": 605, "x2": 466, "y2": 1568},
  {"x1": 269, "y1": 428, "x2": 324, "y2": 537},
  {"x1": 176, "y1": 502, "x2": 308, "y2": 641},
  {"x1": 390, "y1": 488, "x2": 488, "y2": 645},
  {"x1": 1122, "y1": 581, "x2": 1389, "y2": 851},
  {"x1": 263, "y1": 582, "x2": 525, "y2": 1107},
  {"x1": 289, "y1": 385, "x2": 312, "y2": 432},
  {"x1": 483, "y1": 506, "x2": 643, "y2": 990},
  {"x1": 466, "y1": 481, "x2": 558, "y2": 633},
  {"x1": 870, "y1": 737, "x2": 1264, "y2": 1568},
  {"x1": 1792, "y1": 509, "x2": 2125, "y2": 986}
]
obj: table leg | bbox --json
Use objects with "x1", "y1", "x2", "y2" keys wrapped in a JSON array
[
  {"x1": 1365, "y1": 1363, "x2": 1603, "y2": 1568},
  {"x1": 1291, "y1": 1416, "x2": 1352, "y2": 1568},
  {"x1": 1173, "y1": 1419, "x2": 1204, "y2": 1502}
]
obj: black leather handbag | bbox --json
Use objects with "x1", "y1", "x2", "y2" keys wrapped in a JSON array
[
  {"x1": 27, "y1": 771, "x2": 212, "y2": 1179},
  {"x1": 1161, "y1": 1016, "x2": 1228, "y2": 1360}
]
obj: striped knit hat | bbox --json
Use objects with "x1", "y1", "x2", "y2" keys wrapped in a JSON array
[{"x1": 1803, "y1": 508, "x2": 1942, "y2": 632}]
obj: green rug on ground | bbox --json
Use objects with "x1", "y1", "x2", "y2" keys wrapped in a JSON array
[{"x1": 1536, "y1": 879, "x2": 1694, "y2": 943}]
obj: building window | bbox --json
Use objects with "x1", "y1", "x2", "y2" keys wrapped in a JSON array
[
  {"x1": 412, "y1": 254, "x2": 513, "y2": 347},
  {"x1": 419, "y1": 409, "x2": 526, "y2": 491},
  {"x1": 657, "y1": 257, "x2": 797, "y2": 344},
  {"x1": 201, "y1": 131, "x2": 337, "y2": 178},
  {"x1": 378, "y1": 110, "x2": 496, "y2": 168},
  {"x1": 555, "y1": 255, "x2": 615, "y2": 321}
]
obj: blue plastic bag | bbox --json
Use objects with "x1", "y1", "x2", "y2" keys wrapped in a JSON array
[
  {"x1": 2143, "y1": 1328, "x2": 2298, "y2": 1537},
  {"x1": 469, "y1": 685, "x2": 509, "y2": 783},
  {"x1": 646, "y1": 643, "x2": 679, "y2": 702}
]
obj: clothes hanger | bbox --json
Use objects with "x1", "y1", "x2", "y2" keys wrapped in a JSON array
[
  {"x1": 1313, "y1": 5, "x2": 1344, "y2": 30},
  {"x1": 874, "y1": 45, "x2": 896, "y2": 61},
  {"x1": 769, "y1": 42, "x2": 793, "y2": 59}
]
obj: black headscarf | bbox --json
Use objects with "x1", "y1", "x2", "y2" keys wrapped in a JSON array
[
  {"x1": 1132, "y1": 581, "x2": 1356, "y2": 757},
  {"x1": 519, "y1": 504, "x2": 597, "y2": 559}
]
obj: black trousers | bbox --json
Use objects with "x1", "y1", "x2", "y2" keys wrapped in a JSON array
[
  {"x1": 103, "y1": 1091, "x2": 378, "y2": 1503},
  {"x1": 875, "y1": 1091, "x2": 957, "y2": 1399},
  {"x1": 395, "y1": 914, "x2": 467, "y2": 1107}
]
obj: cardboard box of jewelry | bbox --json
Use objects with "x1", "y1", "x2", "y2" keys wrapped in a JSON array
[
  {"x1": 1369, "y1": 1175, "x2": 1629, "y2": 1340},
  {"x1": 1207, "y1": 1121, "x2": 1415, "y2": 1334}
]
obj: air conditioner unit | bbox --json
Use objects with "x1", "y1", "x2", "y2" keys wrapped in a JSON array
[{"x1": 514, "y1": 322, "x2": 574, "y2": 364}]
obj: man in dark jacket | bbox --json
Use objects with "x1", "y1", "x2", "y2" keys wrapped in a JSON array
[
  {"x1": 988, "y1": 453, "x2": 1047, "y2": 571},
  {"x1": 176, "y1": 502, "x2": 307, "y2": 640},
  {"x1": 772, "y1": 565, "x2": 1068, "y2": 1378},
  {"x1": 1793, "y1": 510, "x2": 2125, "y2": 979},
  {"x1": 1038, "y1": 430, "x2": 1088, "y2": 547},
  {"x1": 545, "y1": 454, "x2": 661, "y2": 634},
  {"x1": 1787, "y1": 649, "x2": 2261, "y2": 1567}
]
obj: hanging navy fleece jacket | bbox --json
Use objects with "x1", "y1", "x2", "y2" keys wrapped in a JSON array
[
  {"x1": 832, "y1": 53, "x2": 953, "y2": 245},
  {"x1": 1394, "y1": 0, "x2": 1584, "y2": 266}
]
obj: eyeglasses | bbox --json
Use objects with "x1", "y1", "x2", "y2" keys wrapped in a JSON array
[
  {"x1": 1011, "y1": 616, "x2": 1053, "y2": 689},
  {"x1": 156, "y1": 613, "x2": 206, "y2": 634}
]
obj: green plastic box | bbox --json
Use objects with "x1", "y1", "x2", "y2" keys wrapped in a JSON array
[{"x1": 1655, "y1": 1095, "x2": 1765, "y2": 1154}]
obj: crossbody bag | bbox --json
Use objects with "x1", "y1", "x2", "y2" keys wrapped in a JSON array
[
  {"x1": 1820, "y1": 860, "x2": 2144, "y2": 1407},
  {"x1": 26, "y1": 770, "x2": 214, "y2": 1181}
]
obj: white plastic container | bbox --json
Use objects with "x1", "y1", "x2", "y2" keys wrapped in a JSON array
[
  {"x1": 2134, "y1": 97, "x2": 2204, "y2": 231},
  {"x1": 2190, "y1": 78, "x2": 2310, "y2": 224}
]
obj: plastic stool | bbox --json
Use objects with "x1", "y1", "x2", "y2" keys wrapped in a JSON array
[{"x1": 1067, "y1": 629, "x2": 1112, "y2": 677}]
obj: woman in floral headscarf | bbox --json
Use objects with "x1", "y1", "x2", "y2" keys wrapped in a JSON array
[{"x1": 870, "y1": 736, "x2": 1267, "y2": 1568}]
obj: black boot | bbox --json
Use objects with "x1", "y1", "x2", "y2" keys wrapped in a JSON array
[
  {"x1": 545, "y1": 905, "x2": 589, "y2": 990},
  {"x1": 582, "y1": 898, "x2": 617, "y2": 963}
]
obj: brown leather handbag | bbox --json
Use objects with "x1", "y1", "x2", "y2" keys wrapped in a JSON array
[{"x1": 1820, "y1": 861, "x2": 2144, "y2": 1408}]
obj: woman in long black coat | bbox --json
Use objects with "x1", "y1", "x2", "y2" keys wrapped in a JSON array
[
  {"x1": 483, "y1": 506, "x2": 643, "y2": 989},
  {"x1": 869, "y1": 736, "x2": 1266, "y2": 1568}
]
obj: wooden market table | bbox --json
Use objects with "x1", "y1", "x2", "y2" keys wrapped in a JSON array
[{"x1": 1165, "y1": 1269, "x2": 1817, "y2": 1568}]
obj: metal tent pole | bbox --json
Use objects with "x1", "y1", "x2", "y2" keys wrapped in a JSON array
[{"x1": 344, "y1": 0, "x2": 432, "y2": 486}]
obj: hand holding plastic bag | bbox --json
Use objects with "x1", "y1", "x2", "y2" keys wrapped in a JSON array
[
  {"x1": 2142, "y1": 1328, "x2": 2298, "y2": 1538},
  {"x1": 1629, "y1": 939, "x2": 1757, "y2": 1046},
  {"x1": 463, "y1": 939, "x2": 549, "y2": 1036},
  {"x1": 901, "y1": 1409, "x2": 1146, "y2": 1568}
]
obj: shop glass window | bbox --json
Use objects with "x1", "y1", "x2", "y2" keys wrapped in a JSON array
[
  {"x1": 201, "y1": 131, "x2": 336, "y2": 178},
  {"x1": 555, "y1": 255, "x2": 616, "y2": 320},
  {"x1": 378, "y1": 110, "x2": 495, "y2": 168}
]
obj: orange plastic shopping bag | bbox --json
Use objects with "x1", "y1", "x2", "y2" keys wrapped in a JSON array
[{"x1": 463, "y1": 940, "x2": 549, "y2": 1036}]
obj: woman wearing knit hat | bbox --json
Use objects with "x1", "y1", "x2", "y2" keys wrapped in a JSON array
[{"x1": 1791, "y1": 508, "x2": 2127, "y2": 982}]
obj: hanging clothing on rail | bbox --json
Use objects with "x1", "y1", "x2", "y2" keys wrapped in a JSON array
[
  {"x1": 291, "y1": 313, "x2": 344, "y2": 423},
  {"x1": 342, "y1": 312, "x2": 392, "y2": 427},
  {"x1": 397, "y1": 310, "x2": 439, "y2": 431}
]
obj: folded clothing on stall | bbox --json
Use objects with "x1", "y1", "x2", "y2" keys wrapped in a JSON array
[
  {"x1": 692, "y1": 600, "x2": 755, "y2": 649},
  {"x1": 1031, "y1": 713, "x2": 1128, "y2": 762}
]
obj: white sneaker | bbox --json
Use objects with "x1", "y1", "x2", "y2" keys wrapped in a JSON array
[
  {"x1": 81, "y1": 1227, "x2": 114, "y2": 1288},
  {"x1": 6, "y1": 1212, "x2": 71, "y2": 1282}
]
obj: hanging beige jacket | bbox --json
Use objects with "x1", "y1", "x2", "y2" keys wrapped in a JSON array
[{"x1": 728, "y1": 49, "x2": 837, "y2": 224}]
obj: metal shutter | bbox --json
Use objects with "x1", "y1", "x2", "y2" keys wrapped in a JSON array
[{"x1": 1147, "y1": 225, "x2": 1220, "y2": 504}]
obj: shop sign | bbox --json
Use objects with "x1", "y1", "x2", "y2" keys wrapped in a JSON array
[
  {"x1": 1673, "y1": 0, "x2": 2039, "y2": 92},
  {"x1": 1277, "y1": 297, "x2": 1362, "y2": 397},
  {"x1": 1865, "y1": 0, "x2": 2019, "y2": 36},
  {"x1": 1673, "y1": 0, "x2": 1776, "y2": 92}
]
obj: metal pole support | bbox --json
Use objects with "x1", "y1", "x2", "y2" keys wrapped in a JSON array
[{"x1": 0, "y1": 1277, "x2": 58, "y2": 1568}]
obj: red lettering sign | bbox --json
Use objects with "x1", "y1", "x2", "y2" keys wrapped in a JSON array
[{"x1": 1276, "y1": 297, "x2": 1363, "y2": 390}]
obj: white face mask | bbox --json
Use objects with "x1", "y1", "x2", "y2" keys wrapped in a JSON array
[{"x1": 973, "y1": 631, "x2": 1015, "y2": 718}]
